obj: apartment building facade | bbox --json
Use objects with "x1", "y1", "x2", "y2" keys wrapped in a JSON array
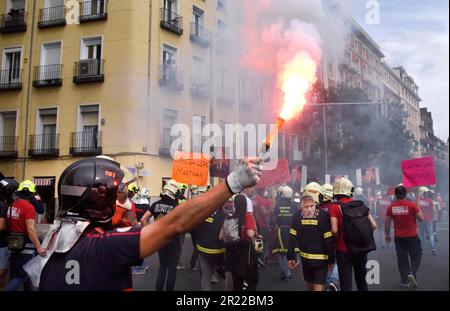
[{"x1": 0, "y1": 0, "x2": 240, "y2": 217}]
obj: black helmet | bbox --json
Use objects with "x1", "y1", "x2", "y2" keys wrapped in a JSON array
[
  {"x1": 57, "y1": 157, "x2": 124, "y2": 222},
  {"x1": 0, "y1": 178, "x2": 19, "y2": 202}
]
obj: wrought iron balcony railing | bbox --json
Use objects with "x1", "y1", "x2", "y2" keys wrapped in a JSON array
[
  {"x1": 159, "y1": 65, "x2": 184, "y2": 91},
  {"x1": 33, "y1": 64, "x2": 63, "y2": 88},
  {"x1": 80, "y1": 0, "x2": 108, "y2": 23},
  {"x1": 190, "y1": 75, "x2": 210, "y2": 99},
  {"x1": 0, "y1": 69, "x2": 22, "y2": 91},
  {"x1": 190, "y1": 23, "x2": 211, "y2": 47},
  {"x1": 0, "y1": 10, "x2": 27, "y2": 33},
  {"x1": 73, "y1": 59, "x2": 105, "y2": 84},
  {"x1": 38, "y1": 5, "x2": 66, "y2": 28},
  {"x1": 160, "y1": 8, "x2": 183, "y2": 35},
  {"x1": 28, "y1": 134, "x2": 59, "y2": 158},
  {"x1": 70, "y1": 131, "x2": 102, "y2": 156},
  {"x1": 0, "y1": 136, "x2": 18, "y2": 158}
]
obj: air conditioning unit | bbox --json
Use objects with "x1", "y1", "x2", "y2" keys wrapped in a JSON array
[{"x1": 79, "y1": 61, "x2": 90, "y2": 75}]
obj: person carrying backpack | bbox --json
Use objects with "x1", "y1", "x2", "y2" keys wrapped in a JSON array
[
  {"x1": 329, "y1": 177, "x2": 377, "y2": 291},
  {"x1": 221, "y1": 194, "x2": 259, "y2": 291}
]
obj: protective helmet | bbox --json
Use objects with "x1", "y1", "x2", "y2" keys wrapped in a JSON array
[
  {"x1": 128, "y1": 183, "x2": 139, "y2": 194},
  {"x1": 302, "y1": 182, "x2": 323, "y2": 204},
  {"x1": 418, "y1": 186, "x2": 430, "y2": 196},
  {"x1": 161, "y1": 180, "x2": 180, "y2": 200},
  {"x1": 279, "y1": 185, "x2": 294, "y2": 199},
  {"x1": 354, "y1": 187, "x2": 364, "y2": 196},
  {"x1": 57, "y1": 157, "x2": 124, "y2": 222},
  {"x1": 17, "y1": 180, "x2": 37, "y2": 193},
  {"x1": 0, "y1": 178, "x2": 19, "y2": 201},
  {"x1": 294, "y1": 192, "x2": 301, "y2": 203},
  {"x1": 322, "y1": 184, "x2": 334, "y2": 201},
  {"x1": 138, "y1": 187, "x2": 150, "y2": 199},
  {"x1": 376, "y1": 191, "x2": 382, "y2": 199},
  {"x1": 333, "y1": 177, "x2": 354, "y2": 197},
  {"x1": 254, "y1": 238, "x2": 264, "y2": 254}
]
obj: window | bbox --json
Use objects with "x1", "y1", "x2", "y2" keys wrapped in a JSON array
[
  {"x1": 37, "y1": 108, "x2": 57, "y2": 150},
  {"x1": 7, "y1": 0, "x2": 25, "y2": 11},
  {"x1": 77, "y1": 105, "x2": 99, "y2": 148},
  {"x1": 162, "y1": 44, "x2": 178, "y2": 82},
  {"x1": 192, "y1": 56, "x2": 205, "y2": 78},
  {"x1": 217, "y1": 0, "x2": 227, "y2": 11},
  {"x1": 82, "y1": 0, "x2": 106, "y2": 16},
  {"x1": 39, "y1": 41, "x2": 61, "y2": 78},
  {"x1": 193, "y1": 115, "x2": 206, "y2": 152},
  {"x1": 0, "y1": 111, "x2": 17, "y2": 153},
  {"x1": 1, "y1": 47, "x2": 22, "y2": 83},
  {"x1": 42, "y1": 0, "x2": 64, "y2": 21},
  {"x1": 81, "y1": 37, "x2": 102, "y2": 60},
  {"x1": 192, "y1": 6, "x2": 204, "y2": 28},
  {"x1": 161, "y1": 109, "x2": 178, "y2": 153},
  {"x1": 164, "y1": 0, "x2": 178, "y2": 13}
]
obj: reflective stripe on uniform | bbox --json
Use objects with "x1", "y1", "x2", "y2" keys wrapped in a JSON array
[
  {"x1": 272, "y1": 247, "x2": 301, "y2": 254},
  {"x1": 196, "y1": 244, "x2": 225, "y2": 255},
  {"x1": 205, "y1": 217, "x2": 213, "y2": 223},
  {"x1": 323, "y1": 231, "x2": 333, "y2": 239},
  {"x1": 277, "y1": 227, "x2": 285, "y2": 250},
  {"x1": 301, "y1": 219, "x2": 318, "y2": 225},
  {"x1": 289, "y1": 229, "x2": 297, "y2": 236},
  {"x1": 299, "y1": 251, "x2": 328, "y2": 260}
]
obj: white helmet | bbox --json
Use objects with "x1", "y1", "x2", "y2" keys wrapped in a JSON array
[
  {"x1": 279, "y1": 185, "x2": 294, "y2": 199},
  {"x1": 333, "y1": 177, "x2": 354, "y2": 197},
  {"x1": 322, "y1": 184, "x2": 334, "y2": 201},
  {"x1": 418, "y1": 186, "x2": 430, "y2": 197},
  {"x1": 138, "y1": 188, "x2": 150, "y2": 199},
  {"x1": 302, "y1": 182, "x2": 323, "y2": 204},
  {"x1": 354, "y1": 187, "x2": 364, "y2": 196},
  {"x1": 161, "y1": 180, "x2": 180, "y2": 200}
]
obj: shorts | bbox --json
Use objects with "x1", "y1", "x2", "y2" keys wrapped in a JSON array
[
  {"x1": 302, "y1": 264, "x2": 328, "y2": 285},
  {"x1": 0, "y1": 247, "x2": 10, "y2": 270}
]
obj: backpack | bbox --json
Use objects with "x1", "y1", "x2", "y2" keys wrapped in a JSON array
[
  {"x1": 223, "y1": 216, "x2": 241, "y2": 246},
  {"x1": 340, "y1": 200, "x2": 376, "y2": 255}
]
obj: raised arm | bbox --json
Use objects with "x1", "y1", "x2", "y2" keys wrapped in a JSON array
[{"x1": 139, "y1": 160, "x2": 261, "y2": 259}]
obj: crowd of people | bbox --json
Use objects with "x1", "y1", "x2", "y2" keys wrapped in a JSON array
[{"x1": 0, "y1": 158, "x2": 447, "y2": 291}]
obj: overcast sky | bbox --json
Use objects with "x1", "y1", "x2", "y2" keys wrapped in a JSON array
[{"x1": 339, "y1": 0, "x2": 449, "y2": 141}]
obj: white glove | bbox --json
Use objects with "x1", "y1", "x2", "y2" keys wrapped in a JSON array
[{"x1": 226, "y1": 159, "x2": 262, "y2": 194}]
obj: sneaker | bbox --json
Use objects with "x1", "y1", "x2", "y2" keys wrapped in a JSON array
[
  {"x1": 283, "y1": 276, "x2": 293, "y2": 283},
  {"x1": 399, "y1": 282, "x2": 410, "y2": 288},
  {"x1": 189, "y1": 266, "x2": 198, "y2": 273},
  {"x1": 176, "y1": 264, "x2": 186, "y2": 270},
  {"x1": 210, "y1": 275, "x2": 219, "y2": 284},
  {"x1": 408, "y1": 274, "x2": 418, "y2": 289},
  {"x1": 328, "y1": 283, "x2": 338, "y2": 291},
  {"x1": 132, "y1": 266, "x2": 147, "y2": 275},
  {"x1": 432, "y1": 248, "x2": 437, "y2": 256}
]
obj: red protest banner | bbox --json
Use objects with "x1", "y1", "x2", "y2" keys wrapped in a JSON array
[
  {"x1": 172, "y1": 152, "x2": 210, "y2": 186},
  {"x1": 256, "y1": 159, "x2": 291, "y2": 189},
  {"x1": 401, "y1": 156, "x2": 436, "y2": 188}
]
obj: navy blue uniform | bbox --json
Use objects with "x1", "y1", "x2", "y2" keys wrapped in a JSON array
[
  {"x1": 149, "y1": 196, "x2": 180, "y2": 291},
  {"x1": 39, "y1": 227, "x2": 141, "y2": 291}
]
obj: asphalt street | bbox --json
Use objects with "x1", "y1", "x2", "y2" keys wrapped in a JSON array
[{"x1": 133, "y1": 220, "x2": 449, "y2": 291}]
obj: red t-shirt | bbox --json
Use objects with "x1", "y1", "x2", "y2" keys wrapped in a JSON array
[
  {"x1": 329, "y1": 197, "x2": 353, "y2": 252},
  {"x1": 8, "y1": 199, "x2": 36, "y2": 234},
  {"x1": 240, "y1": 213, "x2": 257, "y2": 241},
  {"x1": 417, "y1": 198, "x2": 434, "y2": 222},
  {"x1": 376, "y1": 197, "x2": 392, "y2": 221},
  {"x1": 386, "y1": 199, "x2": 420, "y2": 238}
]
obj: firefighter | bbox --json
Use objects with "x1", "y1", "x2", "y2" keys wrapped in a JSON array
[
  {"x1": 23, "y1": 157, "x2": 261, "y2": 291},
  {"x1": 416, "y1": 187, "x2": 436, "y2": 255},
  {"x1": 287, "y1": 188, "x2": 335, "y2": 291},
  {"x1": 14, "y1": 180, "x2": 44, "y2": 215},
  {"x1": 191, "y1": 208, "x2": 226, "y2": 291},
  {"x1": 272, "y1": 185, "x2": 297, "y2": 282}
]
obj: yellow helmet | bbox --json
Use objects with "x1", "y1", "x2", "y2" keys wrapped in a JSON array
[
  {"x1": 128, "y1": 182, "x2": 139, "y2": 193},
  {"x1": 302, "y1": 182, "x2": 323, "y2": 204},
  {"x1": 18, "y1": 180, "x2": 37, "y2": 193},
  {"x1": 333, "y1": 177, "x2": 354, "y2": 197},
  {"x1": 322, "y1": 183, "x2": 334, "y2": 200}
]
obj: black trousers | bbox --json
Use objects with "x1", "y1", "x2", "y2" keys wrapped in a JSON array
[
  {"x1": 156, "y1": 238, "x2": 181, "y2": 291},
  {"x1": 336, "y1": 251, "x2": 368, "y2": 291},
  {"x1": 394, "y1": 236, "x2": 422, "y2": 283}
]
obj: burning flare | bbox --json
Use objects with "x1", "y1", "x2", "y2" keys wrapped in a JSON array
[{"x1": 279, "y1": 51, "x2": 317, "y2": 121}]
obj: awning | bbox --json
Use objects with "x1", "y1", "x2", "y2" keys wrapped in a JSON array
[{"x1": 34, "y1": 178, "x2": 54, "y2": 187}]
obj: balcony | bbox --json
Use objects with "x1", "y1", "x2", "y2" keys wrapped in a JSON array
[
  {"x1": 33, "y1": 64, "x2": 63, "y2": 88},
  {"x1": 0, "y1": 69, "x2": 22, "y2": 91},
  {"x1": 160, "y1": 8, "x2": 183, "y2": 35},
  {"x1": 159, "y1": 128, "x2": 175, "y2": 157},
  {"x1": 159, "y1": 65, "x2": 184, "y2": 91},
  {"x1": 217, "y1": 84, "x2": 235, "y2": 105},
  {"x1": 28, "y1": 134, "x2": 59, "y2": 158},
  {"x1": 190, "y1": 75, "x2": 210, "y2": 99},
  {"x1": 0, "y1": 10, "x2": 27, "y2": 33},
  {"x1": 190, "y1": 23, "x2": 211, "y2": 47},
  {"x1": 0, "y1": 136, "x2": 18, "y2": 159},
  {"x1": 38, "y1": 5, "x2": 66, "y2": 28},
  {"x1": 70, "y1": 131, "x2": 102, "y2": 156},
  {"x1": 80, "y1": 0, "x2": 108, "y2": 23},
  {"x1": 73, "y1": 59, "x2": 105, "y2": 84}
]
